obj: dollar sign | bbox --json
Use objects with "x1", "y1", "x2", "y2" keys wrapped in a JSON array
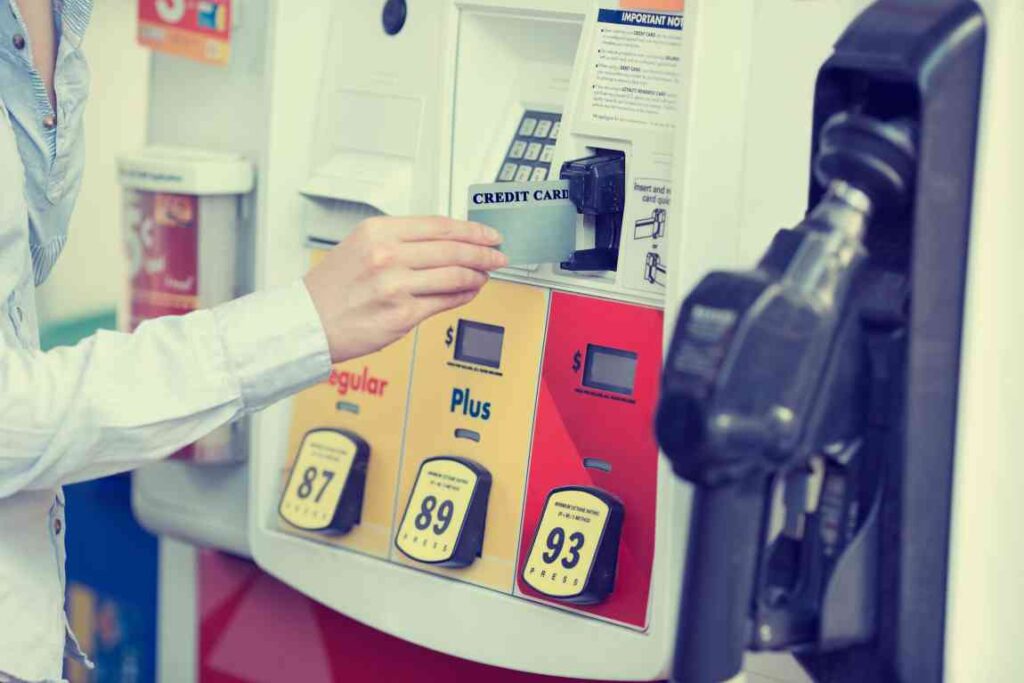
[
  {"x1": 572, "y1": 350, "x2": 582, "y2": 373},
  {"x1": 445, "y1": 326, "x2": 454, "y2": 347}
]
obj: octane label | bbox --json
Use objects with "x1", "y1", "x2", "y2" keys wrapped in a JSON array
[
  {"x1": 522, "y1": 489, "x2": 610, "y2": 598},
  {"x1": 279, "y1": 430, "x2": 358, "y2": 531},
  {"x1": 395, "y1": 458, "x2": 479, "y2": 564}
]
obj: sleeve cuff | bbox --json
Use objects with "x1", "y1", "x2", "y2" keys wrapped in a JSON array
[{"x1": 213, "y1": 279, "x2": 332, "y2": 412}]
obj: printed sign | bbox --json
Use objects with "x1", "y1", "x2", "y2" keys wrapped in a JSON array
[
  {"x1": 138, "y1": 0, "x2": 233, "y2": 66},
  {"x1": 125, "y1": 190, "x2": 213, "y2": 461},
  {"x1": 468, "y1": 181, "x2": 577, "y2": 265},
  {"x1": 582, "y1": 9, "x2": 685, "y2": 132},
  {"x1": 627, "y1": 178, "x2": 671, "y2": 289}
]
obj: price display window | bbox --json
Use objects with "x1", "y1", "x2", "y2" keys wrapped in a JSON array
[
  {"x1": 582, "y1": 344, "x2": 638, "y2": 396},
  {"x1": 454, "y1": 320, "x2": 505, "y2": 369}
]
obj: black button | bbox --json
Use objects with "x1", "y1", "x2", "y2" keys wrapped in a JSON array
[
  {"x1": 382, "y1": 0, "x2": 407, "y2": 36},
  {"x1": 12, "y1": 33, "x2": 25, "y2": 50},
  {"x1": 42, "y1": 115, "x2": 56, "y2": 130},
  {"x1": 54, "y1": 518, "x2": 62, "y2": 534}
]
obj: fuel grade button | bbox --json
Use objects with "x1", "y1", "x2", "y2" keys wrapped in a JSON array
[
  {"x1": 395, "y1": 456, "x2": 491, "y2": 567},
  {"x1": 522, "y1": 487, "x2": 624, "y2": 604},
  {"x1": 279, "y1": 428, "x2": 369, "y2": 534}
]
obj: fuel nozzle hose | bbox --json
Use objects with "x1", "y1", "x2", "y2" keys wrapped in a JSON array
[{"x1": 657, "y1": 112, "x2": 917, "y2": 683}]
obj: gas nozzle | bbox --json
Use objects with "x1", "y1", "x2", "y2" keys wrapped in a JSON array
[{"x1": 656, "y1": 113, "x2": 916, "y2": 683}]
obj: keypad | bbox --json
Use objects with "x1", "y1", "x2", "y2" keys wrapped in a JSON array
[{"x1": 496, "y1": 110, "x2": 563, "y2": 183}]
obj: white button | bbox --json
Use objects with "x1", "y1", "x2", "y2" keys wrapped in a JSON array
[
  {"x1": 540, "y1": 145, "x2": 556, "y2": 163},
  {"x1": 549, "y1": 122, "x2": 561, "y2": 140},
  {"x1": 499, "y1": 163, "x2": 518, "y2": 181},
  {"x1": 531, "y1": 167, "x2": 548, "y2": 182},
  {"x1": 535, "y1": 120, "x2": 553, "y2": 138},
  {"x1": 515, "y1": 166, "x2": 533, "y2": 182},
  {"x1": 518, "y1": 118, "x2": 538, "y2": 136},
  {"x1": 509, "y1": 141, "x2": 527, "y2": 159},
  {"x1": 525, "y1": 143, "x2": 543, "y2": 161}
]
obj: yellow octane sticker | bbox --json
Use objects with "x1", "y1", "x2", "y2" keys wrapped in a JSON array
[{"x1": 523, "y1": 489, "x2": 610, "y2": 598}]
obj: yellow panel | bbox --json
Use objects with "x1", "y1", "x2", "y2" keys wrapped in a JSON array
[
  {"x1": 522, "y1": 489, "x2": 610, "y2": 599},
  {"x1": 277, "y1": 249, "x2": 415, "y2": 558},
  {"x1": 394, "y1": 279, "x2": 549, "y2": 592}
]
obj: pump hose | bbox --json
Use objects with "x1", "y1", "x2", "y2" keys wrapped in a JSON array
[{"x1": 671, "y1": 472, "x2": 769, "y2": 683}]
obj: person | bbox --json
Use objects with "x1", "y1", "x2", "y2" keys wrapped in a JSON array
[{"x1": 0, "y1": 2, "x2": 508, "y2": 681}]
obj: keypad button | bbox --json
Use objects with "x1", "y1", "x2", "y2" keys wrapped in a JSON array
[
  {"x1": 549, "y1": 122, "x2": 561, "y2": 140},
  {"x1": 530, "y1": 167, "x2": 548, "y2": 182},
  {"x1": 535, "y1": 120, "x2": 552, "y2": 138},
  {"x1": 515, "y1": 166, "x2": 533, "y2": 182},
  {"x1": 509, "y1": 141, "x2": 527, "y2": 159},
  {"x1": 518, "y1": 118, "x2": 538, "y2": 136},
  {"x1": 525, "y1": 143, "x2": 543, "y2": 161},
  {"x1": 499, "y1": 163, "x2": 518, "y2": 181},
  {"x1": 540, "y1": 145, "x2": 556, "y2": 163}
]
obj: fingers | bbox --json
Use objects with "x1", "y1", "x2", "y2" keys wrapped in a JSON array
[
  {"x1": 388, "y1": 216, "x2": 503, "y2": 246},
  {"x1": 405, "y1": 267, "x2": 489, "y2": 296},
  {"x1": 414, "y1": 290, "x2": 479, "y2": 321},
  {"x1": 399, "y1": 240, "x2": 508, "y2": 271}
]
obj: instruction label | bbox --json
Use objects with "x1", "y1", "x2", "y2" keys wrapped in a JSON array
[
  {"x1": 621, "y1": 177, "x2": 671, "y2": 291},
  {"x1": 582, "y1": 9, "x2": 684, "y2": 131}
]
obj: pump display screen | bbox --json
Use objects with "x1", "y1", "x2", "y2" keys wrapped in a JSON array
[
  {"x1": 454, "y1": 320, "x2": 505, "y2": 369},
  {"x1": 583, "y1": 344, "x2": 638, "y2": 395}
]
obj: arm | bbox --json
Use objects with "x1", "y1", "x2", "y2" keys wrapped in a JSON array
[
  {"x1": 0, "y1": 280, "x2": 329, "y2": 493},
  {"x1": 0, "y1": 216, "x2": 506, "y2": 494}
]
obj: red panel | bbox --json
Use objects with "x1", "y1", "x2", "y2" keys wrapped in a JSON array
[{"x1": 517, "y1": 293, "x2": 663, "y2": 628}]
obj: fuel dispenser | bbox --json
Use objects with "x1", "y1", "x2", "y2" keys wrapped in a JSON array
[
  {"x1": 248, "y1": 0, "x2": 874, "y2": 680},
  {"x1": 657, "y1": 1, "x2": 992, "y2": 681}
]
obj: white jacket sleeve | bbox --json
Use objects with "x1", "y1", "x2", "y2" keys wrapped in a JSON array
[{"x1": 0, "y1": 279, "x2": 331, "y2": 495}]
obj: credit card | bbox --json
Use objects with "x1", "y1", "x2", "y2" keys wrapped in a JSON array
[{"x1": 468, "y1": 181, "x2": 577, "y2": 266}]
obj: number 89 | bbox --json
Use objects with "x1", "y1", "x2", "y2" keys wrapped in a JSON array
[{"x1": 413, "y1": 495, "x2": 454, "y2": 534}]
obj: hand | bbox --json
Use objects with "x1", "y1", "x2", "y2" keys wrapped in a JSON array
[{"x1": 304, "y1": 216, "x2": 507, "y2": 363}]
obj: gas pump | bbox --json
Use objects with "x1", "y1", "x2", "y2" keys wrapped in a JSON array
[
  {"x1": 657, "y1": 1, "x2": 992, "y2": 681},
  {"x1": 244, "y1": 0, "x2": 877, "y2": 680}
]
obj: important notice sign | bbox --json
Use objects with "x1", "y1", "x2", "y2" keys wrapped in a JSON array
[
  {"x1": 138, "y1": 0, "x2": 233, "y2": 66},
  {"x1": 582, "y1": 8, "x2": 684, "y2": 131}
]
